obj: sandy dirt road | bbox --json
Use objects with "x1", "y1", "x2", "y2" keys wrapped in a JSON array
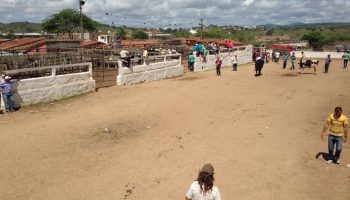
[{"x1": 1, "y1": 59, "x2": 350, "y2": 200}]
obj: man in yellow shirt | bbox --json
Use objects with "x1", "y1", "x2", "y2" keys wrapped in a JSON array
[{"x1": 321, "y1": 107, "x2": 348, "y2": 164}]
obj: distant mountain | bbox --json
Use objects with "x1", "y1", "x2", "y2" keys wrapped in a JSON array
[
  {"x1": 258, "y1": 22, "x2": 350, "y2": 29},
  {"x1": 256, "y1": 24, "x2": 281, "y2": 29}
]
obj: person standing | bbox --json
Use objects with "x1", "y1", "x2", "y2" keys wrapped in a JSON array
[
  {"x1": 342, "y1": 51, "x2": 349, "y2": 69},
  {"x1": 185, "y1": 163, "x2": 221, "y2": 200},
  {"x1": 0, "y1": 74, "x2": 4, "y2": 83},
  {"x1": 188, "y1": 52, "x2": 195, "y2": 72},
  {"x1": 215, "y1": 56, "x2": 222, "y2": 76},
  {"x1": 202, "y1": 45, "x2": 207, "y2": 63},
  {"x1": 299, "y1": 51, "x2": 306, "y2": 69},
  {"x1": 232, "y1": 54, "x2": 238, "y2": 71},
  {"x1": 324, "y1": 54, "x2": 332, "y2": 73},
  {"x1": 275, "y1": 51, "x2": 280, "y2": 63},
  {"x1": 282, "y1": 52, "x2": 288, "y2": 69},
  {"x1": 0, "y1": 76, "x2": 17, "y2": 112},
  {"x1": 252, "y1": 50, "x2": 256, "y2": 62},
  {"x1": 120, "y1": 49, "x2": 129, "y2": 67},
  {"x1": 142, "y1": 49, "x2": 148, "y2": 65},
  {"x1": 290, "y1": 52, "x2": 296, "y2": 70},
  {"x1": 255, "y1": 57, "x2": 264, "y2": 76},
  {"x1": 321, "y1": 107, "x2": 348, "y2": 164}
]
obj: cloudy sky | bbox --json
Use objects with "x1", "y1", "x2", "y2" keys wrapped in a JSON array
[{"x1": 1, "y1": 0, "x2": 350, "y2": 27}]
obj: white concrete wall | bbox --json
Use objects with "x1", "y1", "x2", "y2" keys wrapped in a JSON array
[
  {"x1": 117, "y1": 54, "x2": 183, "y2": 85},
  {"x1": 293, "y1": 51, "x2": 345, "y2": 59},
  {"x1": 6, "y1": 63, "x2": 95, "y2": 106},
  {"x1": 194, "y1": 45, "x2": 253, "y2": 72}
]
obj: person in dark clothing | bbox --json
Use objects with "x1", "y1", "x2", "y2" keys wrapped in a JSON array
[
  {"x1": 215, "y1": 56, "x2": 222, "y2": 76},
  {"x1": 282, "y1": 53, "x2": 288, "y2": 69},
  {"x1": 252, "y1": 51, "x2": 256, "y2": 62},
  {"x1": 126, "y1": 52, "x2": 132, "y2": 67},
  {"x1": 324, "y1": 54, "x2": 332, "y2": 73},
  {"x1": 290, "y1": 52, "x2": 296, "y2": 70},
  {"x1": 255, "y1": 57, "x2": 264, "y2": 76}
]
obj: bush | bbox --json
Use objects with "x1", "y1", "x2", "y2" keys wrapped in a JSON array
[{"x1": 131, "y1": 30, "x2": 148, "y2": 39}]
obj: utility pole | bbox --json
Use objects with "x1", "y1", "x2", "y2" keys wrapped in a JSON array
[
  {"x1": 199, "y1": 18, "x2": 204, "y2": 41},
  {"x1": 79, "y1": 0, "x2": 85, "y2": 41}
]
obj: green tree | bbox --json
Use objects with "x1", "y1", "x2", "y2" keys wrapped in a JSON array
[
  {"x1": 203, "y1": 27, "x2": 231, "y2": 39},
  {"x1": 301, "y1": 31, "x2": 325, "y2": 50},
  {"x1": 42, "y1": 9, "x2": 97, "y2": 39},
  {"x1": 116, "y1": 27, "x2": 127, "y2": 39},
  {"x1": 173, "y1": 31, "x2": 191, "y2": 38},
  {"x1": 131, "y1": 29, "x2": 148, "y2": 39}
]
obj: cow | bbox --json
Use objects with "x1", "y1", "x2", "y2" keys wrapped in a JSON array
[{"x1": 299, "y1": 59, "x2": 319, "y2": 75}]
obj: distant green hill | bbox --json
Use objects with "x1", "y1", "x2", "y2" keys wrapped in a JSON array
[
  {"x1": 0, "y1": 21, "x2": 122, "y2": 34},
  {"x1": 0, "y1": 22, "x2": 42, "y2": 33}
]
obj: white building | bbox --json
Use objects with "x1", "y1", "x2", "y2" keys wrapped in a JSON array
[{"x1": 97, "y1": 35, "x2": 111, "y2": 44}]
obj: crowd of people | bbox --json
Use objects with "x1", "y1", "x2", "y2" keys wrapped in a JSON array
[
  {"x1": 251, "y1": 49, "x2": 350, "y2": 75},
  {"x1": 188, "y1": 42, "x2": 240, "y2": 74}
]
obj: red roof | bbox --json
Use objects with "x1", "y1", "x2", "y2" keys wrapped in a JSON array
[
  {"x1": 81, "y1": 41, "x2": 108, "y2": 47},
  {"x1": 202, "y1": 38, "x2": 242, "y2": 46},
  {"x1": 0, "y1": 39, "x2": 10, "y2": 43},
  {"x1": 120, "y1": 39, "x2": 163, "y2": 46},
  {"x1": 270, "y1": 44, "x2": 296, "y2": 52},
  {"x1": 0, "y1": 37, "x2": 45, "y2": 51}
]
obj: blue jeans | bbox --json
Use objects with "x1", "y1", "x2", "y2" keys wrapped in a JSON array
[
  {"x1": 2, "y1": 93, "x2": 14, "y2": 112},
  {"x1": 328, "y1": 135, "x2": 343, "y2": 161}
]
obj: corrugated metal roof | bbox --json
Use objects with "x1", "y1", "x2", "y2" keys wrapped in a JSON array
[
  {"x1": 0, "y1": 39, "x2": 10, "y2": 43},
  {"x1": 0, "y1": 37, "x2": 45, "y2": 51}
]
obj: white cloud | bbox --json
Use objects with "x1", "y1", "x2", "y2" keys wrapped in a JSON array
[
  {"x1": 0, "y1": 0, "x2": 349, "y2": 26},
  {"x1": 243, "y1": 0, "x2": 255, "y2": 6}
]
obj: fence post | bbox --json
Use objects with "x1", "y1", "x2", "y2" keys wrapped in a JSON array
[
  {"x1": 164, "y1": 55, "x2": 166, "y2": 62},
  {"x1": 52, "y1": 66, "x2": 56, "y2": 77},
  {"x1": 117, "y1": 60, "x2": 123, "y2": 75},
  {"x1": 88, "y1": 63, "x2": 93, "y2": 78}
]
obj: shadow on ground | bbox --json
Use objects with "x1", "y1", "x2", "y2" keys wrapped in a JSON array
[{"x1": 315, "y1": 152, "x2": 329, "y2": 161}]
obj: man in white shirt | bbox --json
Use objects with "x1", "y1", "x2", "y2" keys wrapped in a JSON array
[
  {"x1": 232, "y1": 54, "x2": 238, "y2": 71},
  {"x1": 142, "y1": 49, "x2": 148, "y2": 65},
  {"x1": 275, "y1": 51, "x2": 280, "y2": 63}
]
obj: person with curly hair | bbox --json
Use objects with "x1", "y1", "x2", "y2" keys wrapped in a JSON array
[{"x1": 185, "y1": 163, "x2": 221, "y2": 200}]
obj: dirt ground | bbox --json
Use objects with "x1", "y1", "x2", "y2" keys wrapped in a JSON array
[{"x1": 1, "y1": 59, "x2": 350, "y2": 200}]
